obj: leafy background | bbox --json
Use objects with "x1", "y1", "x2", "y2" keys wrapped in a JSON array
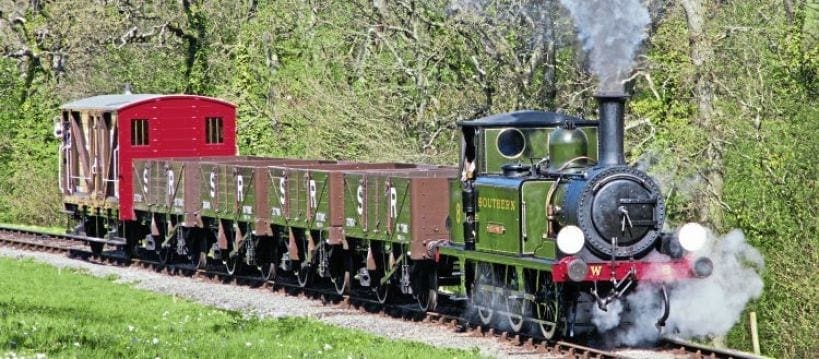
[{"x1": 0, "y1": 0, "x2": 816, "y2": 356}]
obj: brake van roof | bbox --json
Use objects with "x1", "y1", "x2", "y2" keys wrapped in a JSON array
[{"x1": 59, "y1": 94, "x2": 235, "y2": 111}]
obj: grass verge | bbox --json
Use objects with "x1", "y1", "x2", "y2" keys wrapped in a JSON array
[
  {"x1": 0, "y1": 223, "x2": 64, "y2": 236},
  {"x1": 0, "y1": 256, "x2": 480, "y2": 358}
]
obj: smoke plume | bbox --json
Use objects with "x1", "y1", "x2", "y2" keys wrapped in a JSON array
[
  {"x1": 593, "y1": 229, "x2": 765, "y2": 346},
  {"x1": 559, "y1": 0, "x2": 651, "y2": 93}
]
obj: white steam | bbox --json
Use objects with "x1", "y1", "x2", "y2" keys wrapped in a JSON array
[
  {"x1": 592, "y1": 299, "x2": 623, "y2": 332},
  {"x1": 593, "y1": 229, "x2": 765, "y2": 346},
  {"x1": 559, "y1": 0, "x2": 651, "y2": 93}
]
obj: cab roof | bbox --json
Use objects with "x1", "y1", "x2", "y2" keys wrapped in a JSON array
[
  {"x1": 457, "y1": 110, "x2": 597, "y2": 128},
  {"x1": 60, "y1": 94, "x2": 235, "y2": 111}
]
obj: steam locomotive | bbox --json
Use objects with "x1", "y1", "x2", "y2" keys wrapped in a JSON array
[{"x1": 55, "y1": 90, "x2": 713, "y2": 339}]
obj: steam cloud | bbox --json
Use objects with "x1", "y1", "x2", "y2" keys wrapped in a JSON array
[
  {"x1": 593, "y1": 229, "x2": 765, "y2": 346},
  {"x1": 559, "y1": 0, "x2": 651, "y2": 93}
]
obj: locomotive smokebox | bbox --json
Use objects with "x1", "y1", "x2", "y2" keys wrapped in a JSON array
[{"x1": 596, "y1": 93, "x2": 627, "y2": 167}]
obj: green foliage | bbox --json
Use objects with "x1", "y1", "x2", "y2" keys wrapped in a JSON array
[
  {"x1": 0, "y1": 0, "x2": 817, "y2": 356},
  {"x1": 0, "y1": 58, "x2": 62, "y2": 224},
  {"x1": 626, "y1": 10, "x2": 705, "y2": 223},
  {"x1": 0, "y1": 257, "x2": 480, "y2": 358},
  {"x1": 721, "y1": 101, "x2": 818, "y2": 359},
  {"x1": 625, "y1": 2, "x2": 818, "y2": 356}
]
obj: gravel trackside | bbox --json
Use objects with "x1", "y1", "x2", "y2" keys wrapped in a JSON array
[{"x1": 0, "y1": 247, "x2": 561, "y2": 359}]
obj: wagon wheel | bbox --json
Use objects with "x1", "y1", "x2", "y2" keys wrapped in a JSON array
[
  {"x1": 505, "y1": 274, "x2": 526, "y2": 332},
  {"x1": 534, "y1": 276, "x2": 562, "y2": 339},
  {"x1": 124, "y1": 235, "x2": 141, "y2": 260},
  {"x1": 84, "y1": 221, "x2": 104, "y2": 256},
  {"x1": 224, "y1": 254, "x2": 240, "y2": 276},
  {"x1": 295, "y1": 261, "x2": 312, "y2": 288},
  {"x1": 331, "y1": 271, "x2": 350, "y2": 296},
  {"x1": 256, "y1": 238, "x2": 277, "y2": 282},
  {"x1": 472, "y1": 262, "x2": 496, "y2": 326},
  {"x1": 89, "y1": 242, "x2": 104, "y2": 257},
  {"x1": 414, "y1": 269, "x2": 438, "y2": 312},
  {"x1": 192, "y1": 250, "x2": 208, "y2": 270},
  {"x1": 156, "y1": 240, "x2": 173, "y2": 265},
  {"x1": 329, "y1": 247, "x2": 350, "y2": 295},
  {"x1": 374, "y1": 280, "x2": 390, "y2": 304},
  {"x1": 186, "y1": 235, "x2": 207, "y2": 269},
  {"x1": 258, "y1": 261, "x2": 276, "y2": 282},
  {"x1": 371, "y1": 243, "x2": 392, "y2": 304},
  {"x1": 372, "y1": 263, "x2": 391, "y2": 304}
]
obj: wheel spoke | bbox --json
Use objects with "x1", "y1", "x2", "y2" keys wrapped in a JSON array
[
  {"x1": 507, "y1": 296, "x2": 525, "y2": 332},
  {"x1": 534, "y1": 275, "x2": 561, "y2": 339},
  {"x1": 473, "y1": 263, "x2": 495, "y2": 326}
]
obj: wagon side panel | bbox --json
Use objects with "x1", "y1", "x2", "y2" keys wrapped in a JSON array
[
  {"x1": 410, "y1": 178, "x2": 452, "y2": 260},
  {"x1": 183, "y1": 162, "x2": 201, "y2": 227},
  {"x1": 254, "y1": 167, "x2": 272, "y2": 236}
]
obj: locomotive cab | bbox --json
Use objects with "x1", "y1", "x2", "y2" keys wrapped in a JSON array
[{"x1": 451, "y1": 111, "x2": 599, "y2": 259}]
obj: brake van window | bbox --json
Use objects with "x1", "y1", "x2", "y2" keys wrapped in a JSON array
[
  {"x1": 131, "y1": 119, "x2": 149, "y2": 146},
  {"x1": 206, "y1": 117, "x2": 224, "y2": 144}
]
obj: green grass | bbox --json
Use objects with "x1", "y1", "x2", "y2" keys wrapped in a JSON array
[
  {"x1": 0, "y1": 257, "x2": 481, "y2": 358},
  {"x1": 0, "y1": 223, "x2": 65, "y2": 236}
]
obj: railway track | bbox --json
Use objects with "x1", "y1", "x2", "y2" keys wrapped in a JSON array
[{"x1": 0, "y1": 225, "x2": 767, "y2": 359}]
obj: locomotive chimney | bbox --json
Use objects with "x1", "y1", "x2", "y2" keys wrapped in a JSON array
[{"x1": 596, "y1": 93, "x2": 627, "y2": 167}]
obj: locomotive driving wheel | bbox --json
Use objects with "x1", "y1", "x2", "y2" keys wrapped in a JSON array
[
  {"x1": 473, "y1": 262, "x2": 497, "y2": 326},
  {"x1": 504, "y1": 268, "x2": 526, "y2": 332},
  {"x1": 534, "y1": 274, "x2": 562, "y2": 339}
]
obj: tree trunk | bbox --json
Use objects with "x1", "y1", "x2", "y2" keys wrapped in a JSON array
[
  {"x1": 542, "y1": 0, "x2": 558, "y2": 107},
  {"x1": 680, "y1": 0, "x2": 723, "y2": 228},
  {"x1": 783, "y1": 0, "x2": 794, "y2": 25}
]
